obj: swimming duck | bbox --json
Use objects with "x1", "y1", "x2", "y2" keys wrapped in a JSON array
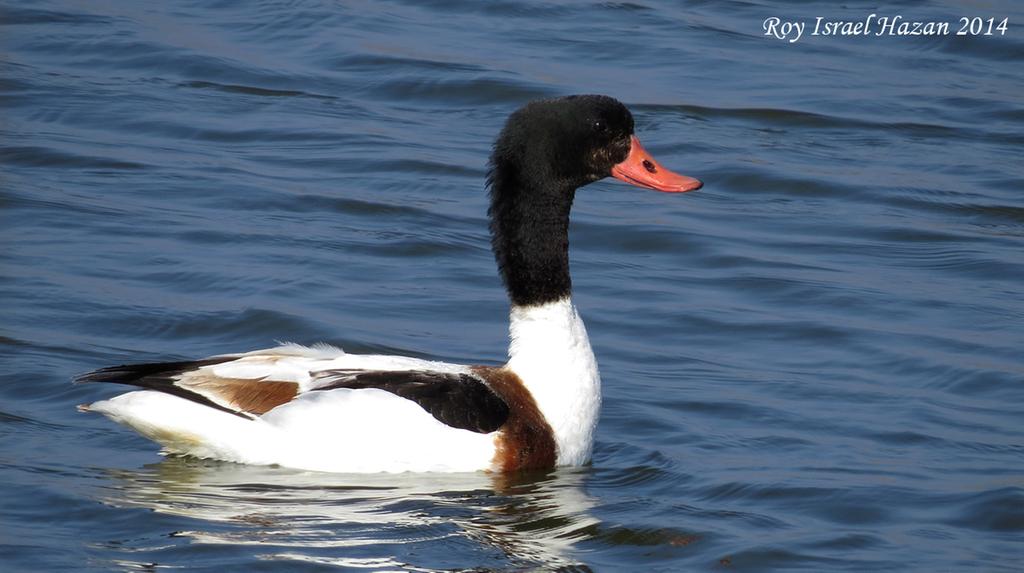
[{"x1": 77, "y1": 95, "x2": 702, "y2": 473}]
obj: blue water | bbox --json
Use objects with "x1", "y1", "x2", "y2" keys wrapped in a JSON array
[{"x1": 2, "y1": 0, "x2": 1023, "y2": 571}]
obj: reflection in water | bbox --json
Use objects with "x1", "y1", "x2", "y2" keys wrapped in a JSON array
[{"x1": 99, "y1": 456, "x2": 599, "y2": 570}]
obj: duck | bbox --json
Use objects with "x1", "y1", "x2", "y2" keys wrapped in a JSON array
[{"x1": 76, "y1": 95, "x2": 703, "y2": 473}]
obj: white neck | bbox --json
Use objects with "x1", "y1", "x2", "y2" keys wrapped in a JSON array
[{"x1": 505, "y1": 297, "x2": 601, "y2": 466}]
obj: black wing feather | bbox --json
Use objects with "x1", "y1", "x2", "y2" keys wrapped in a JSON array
[
  {"x1": 314, "y1": 369, "x2": 509, "y2": 433},
  {"x1": 74, "y1": 356, "x2": 250, "y2": 419}
]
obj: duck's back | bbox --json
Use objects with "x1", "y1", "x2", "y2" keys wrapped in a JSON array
[{"x1": 80, "y1": 344, "x2": 501, "y2": 473}]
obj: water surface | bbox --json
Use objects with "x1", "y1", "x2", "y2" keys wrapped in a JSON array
[{"x1": 2, "y1": 0, "x2": 1023, "y2": 571}]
